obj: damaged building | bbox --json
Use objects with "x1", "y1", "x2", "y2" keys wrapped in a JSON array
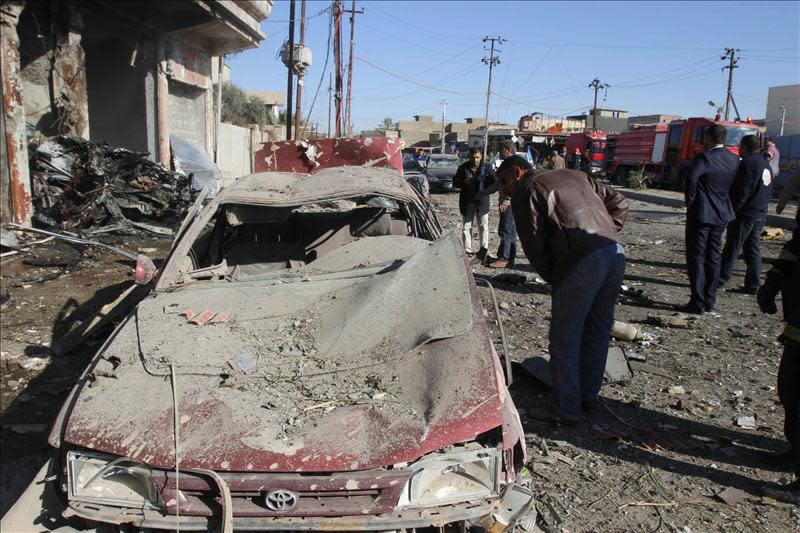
[{"x1": 0, "y1": 0, "x2": 274, "y2": 226}]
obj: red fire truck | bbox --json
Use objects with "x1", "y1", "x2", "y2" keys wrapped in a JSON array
[
  {"x1": 565, "y1": 131, "x2": 607, "y2": 172},
  {"x1": 609, "y1": 117, "x2": 760, "y2": 187}
]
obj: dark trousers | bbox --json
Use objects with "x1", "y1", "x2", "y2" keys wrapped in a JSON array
[
  {"x1": 778, "y1": 340, "x2": 800, "y2": 455},
  {"x1": 685, "y1": 221, "x2": 725, "y2": 311},
  {"x1": 719, "y1": 216, "x2": 764, "y2": 290},
  {"x1": 496, "y1": 208, "x2": 517, "y2": 262},
  {"x1": 550, "y1": 244, "x2": 626, "y2": 418}
]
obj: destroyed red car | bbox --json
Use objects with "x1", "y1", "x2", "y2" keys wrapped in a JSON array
[{"x1": 5, "y1": 164, "x2": 533, "y2": 532}]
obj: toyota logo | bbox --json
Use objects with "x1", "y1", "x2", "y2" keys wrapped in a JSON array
[{"x1": 264, "y1": 489, "x2": 298, "y2": 511}]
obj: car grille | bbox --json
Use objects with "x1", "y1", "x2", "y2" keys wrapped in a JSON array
[{"x1": 152, "y1": 470, "x2": 410, "y2": 517}]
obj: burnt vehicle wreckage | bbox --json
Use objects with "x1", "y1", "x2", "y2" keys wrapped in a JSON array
[{"x1": 3, "y1": 159, "x2": 536, "y2": 531}]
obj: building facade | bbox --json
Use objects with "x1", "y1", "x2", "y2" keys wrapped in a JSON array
[
  {"x1": 1, "y1": 0, "x2": 272, "y2": 225},
  {"x1": 765, "y1": 84, "x2": 799, "y2": 137},
  {"x1": 568, "y1": 108, "x2": 630, "y2": 133}
]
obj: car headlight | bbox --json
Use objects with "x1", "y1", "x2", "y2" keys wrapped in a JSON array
[
  {"x1": 67, "y1": 451, "x2": 164, "y2": 509},
  {"x1": 396, "y1": 447, "x2": 500, "y2": 508}
]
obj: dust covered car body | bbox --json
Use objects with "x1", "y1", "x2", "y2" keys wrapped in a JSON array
[{"x1": 8, "y1": 165, "x2": 532, "y2": 531}]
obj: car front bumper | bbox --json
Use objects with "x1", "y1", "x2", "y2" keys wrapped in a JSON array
[{"x1": 3, "y1": 460, "x2": 536, "y2": 532}]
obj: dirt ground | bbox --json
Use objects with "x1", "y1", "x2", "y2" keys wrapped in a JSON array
[{"x1": 1, "y1": 187, "x2": 799, "y2": 531}]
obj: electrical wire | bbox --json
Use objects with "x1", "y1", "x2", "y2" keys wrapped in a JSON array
[
  {"x1": 355, "y1": 56, "x2": 482, "y2": 95},
  {"x1": 304, "y1": 3, "x2": 333, "y2": 127}
]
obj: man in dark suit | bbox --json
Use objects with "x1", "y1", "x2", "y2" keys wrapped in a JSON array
[{"x1": 682, "y1": 124, "x2": 740, "y2": 314}]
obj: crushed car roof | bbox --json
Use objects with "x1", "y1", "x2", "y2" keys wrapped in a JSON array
[{"x1": 217, "y1": 166, "x2": 419, "y2": 206}]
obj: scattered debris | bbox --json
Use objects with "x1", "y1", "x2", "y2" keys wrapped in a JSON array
[
  {"x1": 735, "y1": 416, "x2": 757, "y2": 430},
  {"x1": 761, "y1": 227, "x2": 784, "y2": 240},
  {"x1": 629, "y1": 361, "x2": 672, "y2": 378},
  {"x1": 668, "y1": 385, "x2": 686, "y2": 395},
  {"x1": 31, "y1": 135, "x2": 191, "y2": 232},
  {"x1": 231, "y1": 352, "x2": 257, "y2": 375},
  {"x1": 645, "y1": 313, "x2": 698, "y2": 329},
  {"x1": 612, "y1": 320, "x2": 646, "y2": 341}
]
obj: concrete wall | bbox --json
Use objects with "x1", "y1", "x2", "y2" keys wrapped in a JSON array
[
  {"x1": 217, "y1": 122, "x2": 252, "y2": 178},
  {"x1": 766, "y1": 84, "x2": 800, "y2": 137}
]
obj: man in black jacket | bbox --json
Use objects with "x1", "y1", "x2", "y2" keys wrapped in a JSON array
[
  {"x1": 719, "y1": 135, "x2": 773, "y2": 292},
  {"x1": 682, "y1": 124, "x2": 740, "y2": 314},
  {"x1": 453, "y1": 148, "x2": 495, "y2": 258}
]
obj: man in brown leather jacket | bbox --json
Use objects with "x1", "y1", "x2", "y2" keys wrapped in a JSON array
[{"x1": 498, "y1": 155, "x2": 628, "y2": 423}]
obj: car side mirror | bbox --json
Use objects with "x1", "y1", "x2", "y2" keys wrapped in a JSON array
[{"x1": 134, "y1": 255, "x2": 158, "y2": 285}]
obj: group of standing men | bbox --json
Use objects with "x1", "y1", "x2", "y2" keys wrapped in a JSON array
[
  {"x1": 454, "y1": 128, "x2": 798, "y2": 502},
  {"x1": 682, "y1": 128, "x2": 798, "y2": 499},
  {"x1": 453, "y1": 140, "x2": 520, "y2": 267}
]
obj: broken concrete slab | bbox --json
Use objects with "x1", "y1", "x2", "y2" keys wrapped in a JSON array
[
  {"x1": 521, "y1": 346, "x2": 633, "y2": 387},
  {"x1": 716, "y1": 486, "x2": 747, "y2": 505}
]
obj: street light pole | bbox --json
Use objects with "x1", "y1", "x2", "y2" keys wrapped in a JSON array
[{"x1": 779, "y1": 105, "x2": 786, "y2": 136}]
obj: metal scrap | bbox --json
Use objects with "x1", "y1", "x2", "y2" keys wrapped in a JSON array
[{"x1": 30, "y1": 135, "x2": 191, "y2": 232}]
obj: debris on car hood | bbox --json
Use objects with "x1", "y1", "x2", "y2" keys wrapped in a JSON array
[
  {"x1": 30, "y1": 136, "x2": 192, "y2": 233},
  {"x1": 62, "y1": 234, "x2": 517, "y2": 472}
]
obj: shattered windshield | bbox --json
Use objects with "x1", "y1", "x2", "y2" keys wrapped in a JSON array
[{"x1": 173, "y1": 196, "x2": 428, "y2": 284}]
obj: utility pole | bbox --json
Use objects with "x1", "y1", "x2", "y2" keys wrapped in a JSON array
[
  {"x1": 333, "y1": 1, "x2": 343, "y2": 137},
  {"x1": 285, "y1": 0, "x2": 296, "y2": 140},
  {"x1": 722, "y1": 48, "x2": 739, "y2": 122},
  {"x1": 779, "y1": 105, "x2": 786, "y2": 136},
  {"x1": 481, "y1": 36, "x2": 503, "y2": 161},
  {"x1": 588, "y1": 78, "x2": 608, "y2": 131},
  {"x1": 440, "y1": 99, "x2": 446, "y2": 154},
  {"x1": 342, "y1": 1, "x2": 364, "y2": 137},
  {"x1": 327, "y1": 72, "x2": 332, "y2": 137},
  {"x1": 293, "y1": 0, "x2": 306, "y2": 139}
]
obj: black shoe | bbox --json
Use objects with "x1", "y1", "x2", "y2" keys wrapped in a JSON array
[
  {"x1": 762, "y1": 479, "x2": 800, "y2": 505},
  {"x1": 677, "y1": 302, "x2": 705, "y2": 315},
  {"x1": 758, "y1": 449, "x2": 800, "y2": 469},
  {"x1": 476, "y1": 247, "x2": 488, "y2": 261}
]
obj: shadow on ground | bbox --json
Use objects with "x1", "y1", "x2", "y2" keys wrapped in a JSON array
[{"x1": 509, "y1": 364, "x2": 788, "y2": 498}]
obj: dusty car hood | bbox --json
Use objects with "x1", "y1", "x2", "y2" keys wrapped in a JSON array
[{"x1": 63, "y1": 234, "x2": 512, "y2": 473}]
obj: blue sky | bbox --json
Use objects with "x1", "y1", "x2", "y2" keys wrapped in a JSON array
[{"x1": 228, "y1": 1, "x2": 800, "y2": 133}]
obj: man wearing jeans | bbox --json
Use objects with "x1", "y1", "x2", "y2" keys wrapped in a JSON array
[
  {"x1": 719, "y1": 135, "x2": 773, "y2": 293},
  {"x1": 498, "y1": 156, "x2": 629, "y2": 424},
  {"x1": 487, "y1": 140, "x2": 520, "y2": 268}
]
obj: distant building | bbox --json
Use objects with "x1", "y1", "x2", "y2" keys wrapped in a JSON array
[
  {"x1": 246, "y1": 91, "x2": 287, "y2": 122},
  {"x1": 568, "y1": 108, "x2": 629, "y2": 133},
  {"x1": 628, "y1": 114, "x2": 682, "y2": 127},
  {"x1": 396, "y1": 115, "x2": 487, "y2": 148},
  {"x1": 518, "y1": 113, "x2": 585, "y2": 133},
  {"x1": 765, "y1": 84, "x2": 799, "y2": 137}
]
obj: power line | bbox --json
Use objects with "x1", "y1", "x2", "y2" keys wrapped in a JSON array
[
  {"x1": 304, "y1": 1, "x2": 333, "y2": 128},
  {"x1": 355, "y1": 56, "x2": 482, "y2": 95}
]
